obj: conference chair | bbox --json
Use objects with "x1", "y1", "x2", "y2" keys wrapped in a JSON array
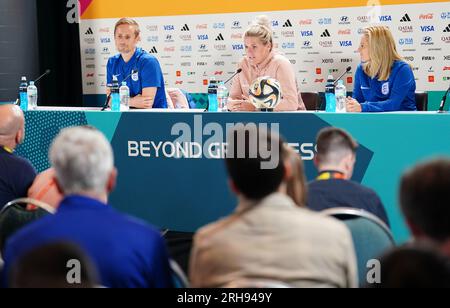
[
  {"x1": 170, "y1": 259, "x2": 190, "y2": 288},
  {"x1": 415, "y1": 91, "x2": 428, "y2": 111},
  {"x1": 0, "y1": 198, "x2": 55, "y2": 253},
  {"x1": 301, "y1": 92, "x2": 320, "y2": 110},
  {"x1": 321, "y1": 207, "x2": 395, "y2": 287}
]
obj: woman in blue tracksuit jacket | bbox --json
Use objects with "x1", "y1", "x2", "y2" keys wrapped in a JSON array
[{"x1": 346, "y1": 26, "x2": 417, "y2": 112}]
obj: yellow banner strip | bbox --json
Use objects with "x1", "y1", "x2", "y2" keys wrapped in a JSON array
[{"x1": 81, "y1": 0, "x2": 450, "y2": 19}]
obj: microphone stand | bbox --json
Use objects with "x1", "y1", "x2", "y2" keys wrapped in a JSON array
[
  {"x1": 437, "y1": 85, "x2": 450, "y2": 113},
  {"x1": 34, "y1": 69, "x2": 51, "y2": 84},
  {"x1": 333, "y1": 67, "x2": 352, "y2": 85}
]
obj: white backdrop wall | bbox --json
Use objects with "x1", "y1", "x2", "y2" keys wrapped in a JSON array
[{"x1": 79, "y1": 2, "x2": 450, "y2": 97}]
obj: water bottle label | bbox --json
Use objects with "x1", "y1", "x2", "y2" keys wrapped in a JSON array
[
  {"x1": 19, "y1": 92, "x2": 28, "y2": 111},
  {"x1": 111, "y1": 93, "x2": 120, "y2": 111},
  {"x1": 208, "y1": 94, "x2": 218, "y2": 112}
]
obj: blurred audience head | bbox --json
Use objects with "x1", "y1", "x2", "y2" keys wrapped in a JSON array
[
  {"x1": 285, "y1": 145, "x2": 307, "y2": 207},
  {"x1": 10, "y1": 241, "x2": 99, "y2": 288},
  {"x1": 315, "y1": 127, "x2": 358, "y2": 179},
  {"x1": 50, "y1": 126, "x2": 116, "y2": 201},
  {"x1": 371, "y1": 244, "x2": 450, "y2": 288},
  {"x1": 225, "y1": 124, "x2": 287, "y2": 200},
  {"x1": 0, "y1": 104, "x2": 25, "y2": 149},
  {"x1": 400, "y1": 158, "x2": 450, "y2": 246}
]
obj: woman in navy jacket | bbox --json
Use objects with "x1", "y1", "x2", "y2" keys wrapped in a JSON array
[{"x1": 346, "y1": 26, "x2": 417, "y2": 112}]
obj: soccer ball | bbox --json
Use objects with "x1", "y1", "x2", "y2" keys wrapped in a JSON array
[{"x1": 249, "y1": 76, "x2": 282, "y2": 110}]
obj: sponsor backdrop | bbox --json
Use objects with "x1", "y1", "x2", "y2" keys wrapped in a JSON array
[
  {"x1": 79, "y1": 0, "x2": 450, "y2": 109},
  {"x1": 16, "y1": 111, "x2": 450, "y2": 243}
]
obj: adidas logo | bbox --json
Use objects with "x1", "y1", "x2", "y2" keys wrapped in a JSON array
[
  {"x1": 444, "y1": 24, "x2": 450, "y2": 32},
  {"x1": 181, "y1": 24, "x2": 190, "y2": 31},
  {"x1": 400, "y1": 14, "x2": 411, "y2": 22},
  {"x1": 283, "y1": 19, "x2": 293, "y2": 27},
  {"x1": 321, "y1": 29, "x2": 331, "y2": 37},
  {"x1": 149, "y1": 46, "x2": 158, "y2": 54},
  {"x1": 85, "y1": 28, "x2": 93, "y2": 35},
  {"x1": 215, "y1": 33, "x2": 224, "y2": 41}
]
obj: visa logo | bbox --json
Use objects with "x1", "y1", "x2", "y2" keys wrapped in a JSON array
[
  {"x1": 164, "y1": 25, "x2": 175, "y2": 31},
  {"x1": 197, "y1": 34, "x2": 209, "y2": 40},
  {"x1": 232, "y1": 44, "x2": 244, "y2": 50},
  {"x1": 420, "y1": 25, "x2": 435, "y2": 32},
  {"x1": 100, "y1": 38, "x2": 111, "y2": 43},
  {"x1": 339, "y1": 41, "x2": 352, "y2": 47},
  {"x1": 272, "y1": 21, "x2": 279, "y2": 27},
  {"x1": 379, "y1": 15, "x2": 392, "y2": 22},
  {"x1": 301, "y1": 31, "x2": 313, "y2": 37}
]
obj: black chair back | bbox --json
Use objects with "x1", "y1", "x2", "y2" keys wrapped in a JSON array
[
  {"x1": 301, "y1": 92, "x2": 320, "y2": 110},
  {"x1": 415, "y1": 91, "x2": 428, "y2": 111}
]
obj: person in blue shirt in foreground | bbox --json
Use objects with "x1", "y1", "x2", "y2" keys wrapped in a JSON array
[
  {"x1": 2, "y1": 127, "x2": 173, "y2": 288},
  {"x1": 346, "y1": 26, "x2": 416, "y2": 112},
  {"x1": 107, "y1": 18, "x2": 167, "y2": 109}
]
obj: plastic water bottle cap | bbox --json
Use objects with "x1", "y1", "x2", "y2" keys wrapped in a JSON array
[
  {"x1": 113, "y1": 75, "x2": 118, "y2": 81},
  {"x1": 338, "y1": 80, "x2": 344, "y2": 85},
  {"x1": 29, "y1": 81, "x2": 35, "y2": 86},
  {"x1": 21, "y1": 76, "x2": 27, "y2": 81},
  {"x1": 122, "y1": 81, "x2": 127, "y2": 86}
]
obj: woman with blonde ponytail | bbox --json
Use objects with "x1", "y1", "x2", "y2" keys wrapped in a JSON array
[
  {"x1": 346, "y1": 26, "x2": 417, "y2": 112},
  {"x1": 228, "y1": 15, "x2": 305, "y2": 111}
]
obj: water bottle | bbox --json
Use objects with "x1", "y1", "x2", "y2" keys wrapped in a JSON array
[
  {"x1": 27, "y1": 81, "x2": 38, "y2": 110},
  {"x1": 119, "y1": 81, "x2": 130, "y2": 111},
  {"x1": 207, "y1": 78, "x2": 218, "y2": 112},
  {"x1": 19, "y1": 76, "x2": 28, "y2": 111},
  {"x1": 335, "y1": 80, "x2": 347, "y2": 113},
  {"x1": 111, "y1": 76, "x2": 120, "y2": 112},
  {"x1": 217, "y1": 82, "x2": 229, "y2": 112},
  {"x1": 325, "y1": 75, "x2": 336, "y2": 112}
]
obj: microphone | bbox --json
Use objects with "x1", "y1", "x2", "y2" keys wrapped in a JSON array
[
  {"x1": 438, "y1": 84, "x2": 450, "y2": 113},
  {"x1": 333, "y1": 66, "x2": 352, "y2": 85},
  {"x1": 223, "y1": 68, "x2": 242, "y2": 85},
  {"x1": 101, "y1": 70, "x2": 138, "y2": 111},
  {"x1": 34, "y1": 69, "x2": 51, "y2": 84}
]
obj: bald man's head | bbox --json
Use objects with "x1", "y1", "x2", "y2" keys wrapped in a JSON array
[{"x1": 0, "y1": 104, "x2": 25, "y2": 148}]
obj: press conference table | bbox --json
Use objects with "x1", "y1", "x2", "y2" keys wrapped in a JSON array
[{"x1": 16, "y1": 108, "x2": 450, "y2": 243}]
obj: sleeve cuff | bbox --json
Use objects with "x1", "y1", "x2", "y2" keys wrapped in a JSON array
[{"x1": 360, "y1": 102, "x2": 368, "y2": 112}]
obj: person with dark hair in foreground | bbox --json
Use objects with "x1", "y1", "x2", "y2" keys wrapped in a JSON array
[
  {"x1": 400, "y1": 158, "x2": 450, "y2": 258},
  {"x1": 10, "y1": 241, "x2": 99, "y2": 288},
  {"x1": 189, "y1": 125, "x2": 357, "y2": 288},
  {"x1": 371, "y1": 244, "x2": 450, "y2": 288}
]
